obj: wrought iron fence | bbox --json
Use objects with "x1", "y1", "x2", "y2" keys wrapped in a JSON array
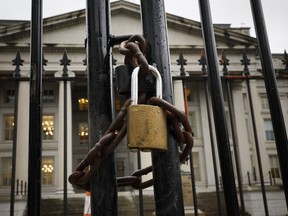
[{"x1": 1, "y1": 0, "x2": 288, "y2": 216}]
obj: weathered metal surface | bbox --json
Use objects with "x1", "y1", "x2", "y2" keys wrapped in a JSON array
[
  {"x1": 27, "y1": 0, "x2": 43, "y2": 215},
  {"x1": 250, "y1": 0, "x2": 288, "y2": 210},
  {"x1": 198, "y1": 0, "x2": 240, "y2": 215}
]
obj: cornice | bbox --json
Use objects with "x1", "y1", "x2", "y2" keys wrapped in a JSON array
[
  {"x1": 111, "y1": 7, "x2": 140, "y2": 19},
  {"x1": 44, "y1": 16, "x2": 86, "y2": 33},
  {"x1": 0, "y1": 13, "x2": 86, "y2": 42},
  {"x1": 0, "y1": 42, "x2": 258, "y2": 57},
  {"x1": 169, "y1": 47, "x2": 259, "y2": 55},
  {"x1": 0, "y1": 44, "x2": 85, "y2": 53}
]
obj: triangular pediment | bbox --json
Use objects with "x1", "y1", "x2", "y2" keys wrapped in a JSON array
[{"x1": 0, "y1": 0, "x2": 258, "y2": 51}]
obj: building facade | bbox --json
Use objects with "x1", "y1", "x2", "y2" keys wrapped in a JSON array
[{"x1": 0, "y1": 1, "x2": 287, "y2": 214}]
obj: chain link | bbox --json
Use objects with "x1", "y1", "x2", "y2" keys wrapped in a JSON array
[
  {"x1": 119, "y1": 34, "x2": 150, "y2": 76},
  {"x1": 68, "y1": 35, "x2": 193, "y2": 191}
]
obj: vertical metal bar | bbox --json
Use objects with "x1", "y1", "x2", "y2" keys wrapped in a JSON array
[
  {"x1": 247, "y1": 172, "x2": 251, "y2": 186},
  {"x1": 269, "y1": 171, "x2": 272, "y2": 186},
  {"x1": 61, "y1": 49, "x2": 70, "y2": 216},
  {"x1": 20, "y1": 181, "x2": 23, "y2": 195},
  {"x1": 198, "y1": 0, "x2": 240, "y2": 215},
  {"x1": 250, "y1": 0, "x2": 288, "y2": 209},
  {"x1": 188, "y1": 152, "x2": 198, "y2": 216},
  {"x1": 183, "y1": 81, "x2": 198, "y2": 215},
  {"x1": 86, "y1": 0, "x2": 117, "y2": 215},
  {"x1": 140, "y1": 1, "x2": 185, "y2": 215},
  {"x1": 16, "y1": 179, "x2": 19, "y2": 195},
  {"x1": 25, "y1": 182, "x2": 27, "y2": 195},
  {"x1": 27, "y1": 0, "x2": 43, "y2": 215},
  {"x1": 137, "y1": 151, "x2": 144, "y2": 216},
  {"x1": 63, "y1": 79, "x2": 68, "y2": 215},
  {"x1": 10, "y1": 78, "x2": 19, "y2": 216},
  {"x1": 246, "y1": 79, "x2": 269, "y2": 215},
  {"x1": 224, "y1": 79, "x2": 246, "y2": 215},
  {"x1": 203, "y1": 79, "x2": 222, "y2": 216}
]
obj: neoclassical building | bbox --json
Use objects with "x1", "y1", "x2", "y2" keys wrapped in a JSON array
[{"x1": 0, "y1": 1, "x2": 287, "y2": 215}]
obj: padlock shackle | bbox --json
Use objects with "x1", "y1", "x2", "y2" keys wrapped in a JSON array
[{"x1": 131, "y1": 65, "x2": 162, "y2": 105}]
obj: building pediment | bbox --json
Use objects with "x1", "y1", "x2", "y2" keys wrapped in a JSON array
[{"x1": 0, "y1": 0, "x2": 258, "y2": 52}]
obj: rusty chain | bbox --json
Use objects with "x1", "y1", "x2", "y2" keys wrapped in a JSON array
[
  {"x1": 119, "y1": 34, "x2": 150, "y2": 76},
  {"x1": 68, "y1": 34, "x2": 193, "y2": 191}
]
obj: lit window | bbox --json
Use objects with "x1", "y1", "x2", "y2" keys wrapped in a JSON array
[
  {"x1": 41, "y1": 157, "x2": 54, "y2": 185},
  {"x1": 78, "y1": 98, "x2": 88, "y2": 111},
  {"x1": 42, "y1": 115, "x2": 54, "y2": 140},
  {"x1": 264, "y1": 119, "x2": 274, "y2": 141},
  {"x1": 4, "y1": 115, "x2": 14, "y2": 141},
  {"x1": 0, "y1": 157, "x2": 12, "y2": 186},
  {"x1": 5, "y1": 89, "x2": 15, "y2": 103},
  {"x1": 43, "y1": 89, "x2": 54, "y2": 103},
  {"x1": 79, "y1": 122, "x2": 89, "y2": 145},
  {"x1": 269, "y1": 155, "x2": 280, "y2": 178},
  {"x1": 115, "y1": 98, "x2": 121, "y2": 111},
  {"x1": 185, "y1": 84, "x2": 199, "y2": 102}
]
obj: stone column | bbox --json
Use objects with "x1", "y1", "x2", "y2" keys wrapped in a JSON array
[
  {"x1": 15, "y1": 73, "x2": 30, "y2": 189},
  {"x1": 55, "y1": 71, "x2": 74, "y2": 193},
  {"x1": 138, "y1": 80, "x2": 186, "y2": 188},
  {"x1": 249, "y1": 80, "x2": 270, "y2": 180},
  {"x1": 233, "y1": 82, "x2": 252, "y2": 185},
  {"x1": 173, "y1": 79, "x2": 189, "y2": 173},
  {"x1": 200, "y1": 84, "x2": 217, "y2": 188},
  {"x1": 173, "y1": 80, "x2": 185, "y2": 112}
]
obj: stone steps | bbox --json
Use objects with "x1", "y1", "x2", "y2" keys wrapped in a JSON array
[
  {"x1": 37, "y1": 192, "x2": 212, "y2": 215},
  {"x1": 197, "y1": 191, "x2": 227, "y2": 216},
  {"x1": 41, "y1": 197, "x2": 84, "y2": 216}
]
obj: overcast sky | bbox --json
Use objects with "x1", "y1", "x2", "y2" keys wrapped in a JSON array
[{"x1": 1, "y1": 0, "x2": 287, "y2": 53}]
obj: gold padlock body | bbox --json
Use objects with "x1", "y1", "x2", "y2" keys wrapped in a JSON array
[{"x1": 127, "y1": 104, "x2": 167, "y2": 151}]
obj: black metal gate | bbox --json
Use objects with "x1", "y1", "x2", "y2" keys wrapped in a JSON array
[{"x1": 5, "y1": 0, "x2": 288, "y2": 215}]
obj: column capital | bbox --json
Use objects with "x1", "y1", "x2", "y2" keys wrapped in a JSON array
[
  {"x1": 19, "y1": 70, "x2": 30, "y2": 78},
  {"x1": 54, "y1": 71, "x2": 75, "y2": 78}
]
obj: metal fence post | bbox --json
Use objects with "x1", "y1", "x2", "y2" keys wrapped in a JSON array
[
  {"x1": 86, "y1": 0, "x2": 117, "y2": 215},
  {"x1": 10, "y1": 51, "x2": 22, "y2": 216},
  {"x1": 224, "y1": 79, "x2": 246, "y2": 215},
  {"x1": 250, "y1": 0, "x2": 288, "y2": 209},
  {"x1": 60, "y1": 50, "x2": 70, "y2": 216},
  {"x1": 27, "y1": 0, "x2": 43, "y2": 215},
  {"x1": 198, "y1": 0, "x2": 240, "y2": 215},
  {"x1": 246, "y1": 78, "x2": 269, "y2": 216},
  {"x1": 140, "y1": 1, "x2": 185, "y2": 215}
]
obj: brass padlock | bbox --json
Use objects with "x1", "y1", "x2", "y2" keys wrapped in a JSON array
[{"x1": 127, "y1": 65, "x2": 167, "y2": 151}]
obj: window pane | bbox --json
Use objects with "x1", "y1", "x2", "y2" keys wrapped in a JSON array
[
  {"x1": 4, "y1": 116, "x2": 14, "y2": 141},
  {"x1": 192, "y1": 152, "x2": 201, "y2": 181},
  {"x1": 261, "y1": 97, "x2": 269, "y2": 110},
  {"x1": 116, "y1": 160, "x2": 125, "y2": 177},
  {"x1": 0, "y1": 157, "x2": 12, "y2": 186},
  {"x1": 5, "y1": 89, "x2": 15, "y2": 103},
  {"x1": 79, "y1": 122, "x2": 88, "y2": 144},
  {"x1": 269, "y1": 155, "x2": 280, "y2": 178},
  {"x1": 78, "y1": 98, "x2": 88, "y2": 111},
  {"x1": 43, "y1": 89, "x2": 55, "y2": 103},
  {"x1": 264, "y1": 119, "x2": 274, "y2": 141},
  {"x1": 42, "y1": 116, "x2": 54, "y2": 140},
  {"x1": 41, "y1": 157, "x2": 54, "y2": 185},
  {"x1": 188, "y1": 112, "x2": 197, "y2": 137}
]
